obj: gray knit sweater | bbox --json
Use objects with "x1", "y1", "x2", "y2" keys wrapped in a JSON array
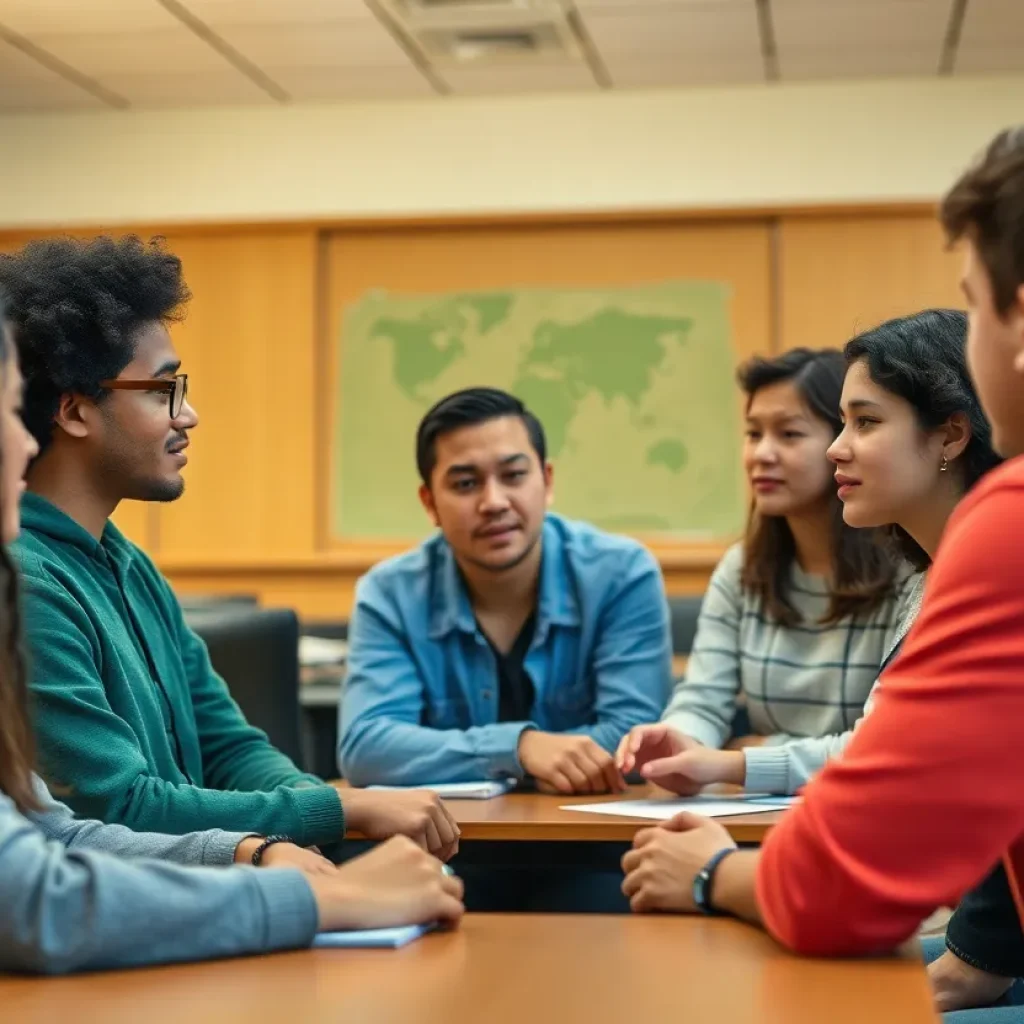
[
  {"x1": 662, "y1": 544, "x2": 916, "y2": 749},
  {"x1": 743, "y1": 572, "x2": 928, "y2": 793},
  {"x1": 0, "y1": 775, "x2": 318, "y2": 974}
]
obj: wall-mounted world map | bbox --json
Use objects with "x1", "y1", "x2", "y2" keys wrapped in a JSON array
[{"x1": 333, "y1": 281, "x2": 744, "y2": 541}]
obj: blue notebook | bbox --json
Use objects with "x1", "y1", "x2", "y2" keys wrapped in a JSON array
[{"x1": 312, "y1": 923, "x2": 437, "y2": 949}]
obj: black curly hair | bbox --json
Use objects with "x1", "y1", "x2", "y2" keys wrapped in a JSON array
[
  {"x1": 844, "y1": 309, "x2": 1003, "y2": 570},
  {"x1": 0, "y1": 235, "x2": 191, "y2": 456}
]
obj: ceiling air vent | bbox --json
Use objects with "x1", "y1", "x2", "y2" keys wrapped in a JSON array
[
  {"x1": 418, "y1": 22, "x2": 575, "y2": 62},
  {"x1": 395, "y1": 0, "x2": 556, "y2": 12},
  {"x1": 379, "y1": 0, "x2": 580, "y2": 65}
]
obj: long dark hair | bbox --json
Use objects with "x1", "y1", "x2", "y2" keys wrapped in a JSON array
[
  {"x1": 739, "y1": 348, "x2": 900, "y2": 626},
  {"x1": 0, "y1": 295, "x2": 39, "y2": 813},
  {"x1": 845, "y1": 309, "x2": 1003, "y2": 571}
]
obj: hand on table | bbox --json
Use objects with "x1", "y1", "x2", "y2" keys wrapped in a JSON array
[
  {"x1": 234, "y1": 838, "x2": 337, "y2": 877},
  {"x1": 929, "y1": 949, "x2": 1015, "y2": 1013},
  {"x1": 621, "y1": 812, "x2": 736, "y2": 913},
  {"x1": 308, "y1": 835, "x2": 465, "y2": 933},
  {"x1": 336, "y1": 786, "x2": 461, "y2": 861},
  {"x1": 518, "y1": 730, "x2": 626, "y2": 795},
  {"x1": 616, "y1": 724, "x2": 745, "y2": 794}
]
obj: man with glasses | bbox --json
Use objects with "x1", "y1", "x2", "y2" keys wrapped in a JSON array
[{"x1": 0, "y1": 235, "x2": 460, "y2": 860}]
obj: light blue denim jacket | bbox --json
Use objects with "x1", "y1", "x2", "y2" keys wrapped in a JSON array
[{"x1": 338, "y1": 514, "x2": 673, "y2": 786}]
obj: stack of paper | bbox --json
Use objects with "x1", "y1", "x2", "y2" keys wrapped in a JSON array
[
  {"x1": 299, "y1": 636, "x2": 349, "y2": 667},
  {"x1": 313, "y1": 923, "x2": 436, "y2": 949},
  {"x1": 560, "y1": 794, "x2": 796, "y2": 820}
]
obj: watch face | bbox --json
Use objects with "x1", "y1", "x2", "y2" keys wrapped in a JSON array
[{"x1": 693, "y1": 869, "x2": 710, "y2": 910}]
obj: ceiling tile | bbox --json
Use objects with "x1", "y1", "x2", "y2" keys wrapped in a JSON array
[
  {"x1": 100, "y1": 68, "x2": 276, "y2": 107},
  {"x1": 575, "y1": 0, "x2": 748, "y2": 7},
  {"x1": 609, "y1": 56, "x2": 765, "y2": 87},
  {"x1": 958, "y1": 0, "x2": 1024, "y2": 47},
  {"x1": 441, "y1": 61, "x2": 599, "y2": 94},
  {"x1": 180, "y1": 0, "x2": 374, "y2": 25},
  {"x1": 0, "y1": 0, "x2": 177, "y2": 35},
  {"x1": 955, "y1": 45, "x2": 1024, "y2": 74},
  {"x1": 272, "y1": 64, "x2": 435, "y2": 100},
  {"x1": 30, "y1": 25, "x2": 241, "y2": 77},
  {"x1": 0, "y1": 37, "x2": 77, "y2": 83},
  {"x1": 213, "y1": 19, "x2": 413, "y2": 67},
  {"x1": 773, "y1": 0, "x2": 951, "y2": 51},
  {"x1": 0, "y1": 41, "x2": 107, "y2": 109},
  {"x1": 781, "y1": 47, "x2": 941, "y2": 80},
  {"x1": 583, "y1": 4, "x2": 761, "y2": 60},
  {"x1": 0, "y1": 79, "x2": 107, "y2": 111}
]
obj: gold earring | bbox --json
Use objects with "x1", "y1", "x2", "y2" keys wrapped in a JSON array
[{"x1": 939, "y1": 454, "x2": 949, "y2": 473}]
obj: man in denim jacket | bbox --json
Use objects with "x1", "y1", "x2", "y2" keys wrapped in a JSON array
[{"x1": 339, "y1": 388, "x2": 672, "y2": 794}]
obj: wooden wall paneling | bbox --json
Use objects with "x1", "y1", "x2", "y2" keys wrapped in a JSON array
[
  {"x1": 153, "y1": 229, "x2": 320, "y2": 562},
  {"x1": 0, "y1": 208, "x2": 964, "y2": 621},
  {"x1": 778, "y1": 214, "x2": 964, "y2": 351}
]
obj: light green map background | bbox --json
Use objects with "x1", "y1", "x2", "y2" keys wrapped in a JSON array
[{"x1": 333, "y1": 281, "x2": 745, "y2": 540}]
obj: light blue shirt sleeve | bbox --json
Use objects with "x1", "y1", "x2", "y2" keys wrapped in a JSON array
[
  {"x1": 27, "y1": 775, "x2": 250, "y2": 867},
  {"x1": 561, "y1": 546, "x2": 672, "y2": 752},
  {"x1": 338, "y1": 576, "x2": 534, "y2": 786},
  {"x1": 0, "y1": 789, "x2": 317, "y2": 975}
]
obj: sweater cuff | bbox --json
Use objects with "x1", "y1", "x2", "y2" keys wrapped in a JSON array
[
  {"x1": 743, "y1": 747, "x2": 793, "y2": 795},
  {"x1": 250, "y1": 869, "x2": 319, "y2": 952},
  {"x1": 292, "y1": 785, "x2": 345, "y2": 847},
  {"x1": 203, "y1": 830, "x2": 256, "y2": 866}
]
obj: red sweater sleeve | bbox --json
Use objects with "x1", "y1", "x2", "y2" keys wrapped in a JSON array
[{"x1": 756, "y1": 459, "x2": 1024, "y2": 956}]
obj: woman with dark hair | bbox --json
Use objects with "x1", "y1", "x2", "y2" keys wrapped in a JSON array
[
  {"x1": 620, "y1": 310, "x2": 1002, "y2": 798},
  {"x1": 0, "y1": 302, "x2": 463, "y2": 974},
  {"x1": 618, "y1": 348, "x2": 911, "y2": 784}
]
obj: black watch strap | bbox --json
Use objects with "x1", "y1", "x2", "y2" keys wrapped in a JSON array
[
  {"x1": 693, "y1": 846, "x2": 739, "y2": 915},
  {"x1": 250, "y1": 834, "x2": 293, "y2": 866}
]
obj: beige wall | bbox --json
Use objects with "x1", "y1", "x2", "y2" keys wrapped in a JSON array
[{"x1": 1, "y1": 75, "x2": 1022, "y2": 228}]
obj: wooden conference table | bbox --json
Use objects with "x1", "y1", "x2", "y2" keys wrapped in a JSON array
[
  {"x1": 0, "y1": 914, "x2": 936, "y2": 1024},
  {"x1": 344, "y1": 785, "x2": 785, "y2": 846}
]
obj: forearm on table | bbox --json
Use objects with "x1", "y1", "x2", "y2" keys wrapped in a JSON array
[{"x1": 712, "y1": 850, "x2": 765, "y2": 928}]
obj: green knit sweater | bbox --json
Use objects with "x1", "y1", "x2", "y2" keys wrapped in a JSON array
[{"x1": 14, "y1": 493, "x2": 344, "y2": 846}]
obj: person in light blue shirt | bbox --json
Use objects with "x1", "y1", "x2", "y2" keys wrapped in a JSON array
[{"x1": 338, "y1": 387, "x2": 673, "y2": 794}]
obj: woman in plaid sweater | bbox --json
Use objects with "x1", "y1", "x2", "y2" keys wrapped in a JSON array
[{"x1": 620, "y1": 347, "x2": 912, "y2": 773}]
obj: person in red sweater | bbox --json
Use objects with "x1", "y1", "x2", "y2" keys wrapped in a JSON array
[{"x1": 621, "y1": 123, "x2": 1024, "y2": 1004}]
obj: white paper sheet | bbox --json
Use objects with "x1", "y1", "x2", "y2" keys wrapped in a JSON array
[
  {"x1": 560, "y1": 795, "x2": 795, "y2": 820},
  {"x1": 368, "y1": 780, "x2": 516, "y2": 800}
]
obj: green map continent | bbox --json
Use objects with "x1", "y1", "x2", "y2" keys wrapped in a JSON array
[{"x1": 514, "y1": 309, "x2": 691, "y2": 458}]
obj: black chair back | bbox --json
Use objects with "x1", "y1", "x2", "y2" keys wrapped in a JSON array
[{"x1": 184, "y1": 605, "x2": 304, "y2": 768}]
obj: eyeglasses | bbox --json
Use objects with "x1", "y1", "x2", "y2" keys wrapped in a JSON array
[{"x1": 98, "y1": 374, "x2": 189, "y2": 419}]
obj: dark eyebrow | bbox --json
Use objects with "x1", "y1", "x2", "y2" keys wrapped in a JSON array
[
  {"x1": 152, "y1": 360, "x2": 181, "y2": 378},
  {"x1": 745, "y1": 414, "x2": 809, "y2": 425},
  {"x1": 445, "y1": 453, "x2": 528, "y2": 477},
  {"x1": 847, "y1": 399, "x2": 883, "y2": 411}
]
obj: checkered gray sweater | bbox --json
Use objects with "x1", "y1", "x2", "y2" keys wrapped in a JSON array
[{"x1": 663, "y1": 543, "x2": 915, "y2": 750}]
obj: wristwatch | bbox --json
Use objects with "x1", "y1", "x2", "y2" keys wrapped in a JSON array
[{"x1": 693, "y1": 847, "x2": 738, "y2": 915}]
